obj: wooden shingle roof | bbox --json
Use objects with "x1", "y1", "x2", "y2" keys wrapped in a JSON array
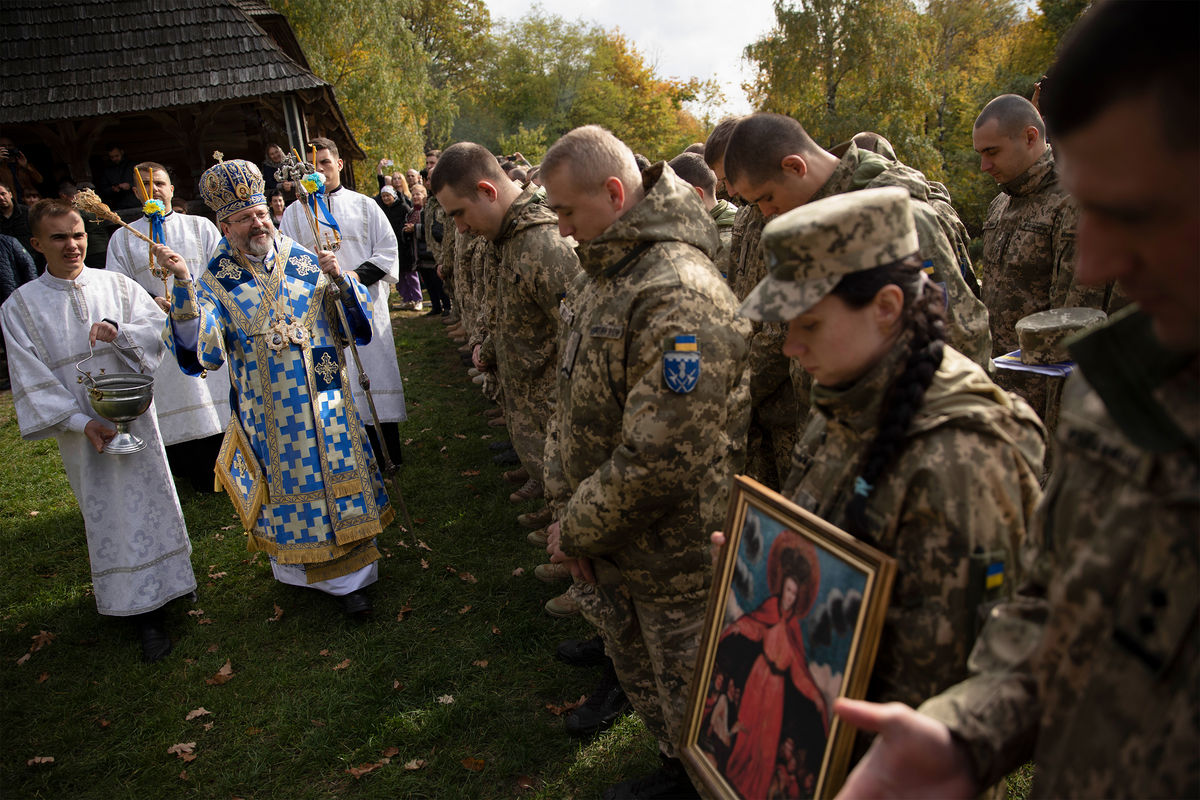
[{"x1": 1, "y1": 0, "x2": 329, "y2": 125}]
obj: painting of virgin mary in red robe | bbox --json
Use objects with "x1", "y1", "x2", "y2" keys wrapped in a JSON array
[{"x1": 708, "y1": 530, "x2": 828, "y2": 799}]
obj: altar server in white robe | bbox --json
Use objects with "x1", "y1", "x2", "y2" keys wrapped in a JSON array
[
  {"x1": 281, "y1": 137, "x2": 407, "y2": 464},
  {"x1": 106, "y1": 162, "x2": 230, "y2": 491},
  {"x1": 0, "y1": 200, "x2": 196, "y2": 663}
]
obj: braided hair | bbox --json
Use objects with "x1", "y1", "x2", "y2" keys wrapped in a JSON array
[{"x1": 832, "y1": 255, "x2": 947, "y2": 541}]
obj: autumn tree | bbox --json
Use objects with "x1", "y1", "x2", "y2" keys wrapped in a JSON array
[{"x1": 270, "y1": 0, "x2": 428, "y2": 171}]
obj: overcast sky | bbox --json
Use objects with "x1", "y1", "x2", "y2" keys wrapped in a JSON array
[{"x1": 481, "y1": 0, "x2": 780, "y2": 119}]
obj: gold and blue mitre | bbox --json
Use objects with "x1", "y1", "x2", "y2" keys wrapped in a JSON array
[{"x1": 200, "y1": 158, "x2": 266, "y2": 220}]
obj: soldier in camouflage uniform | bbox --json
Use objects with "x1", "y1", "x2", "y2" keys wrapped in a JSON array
[
  {"x1": 431, "y1": 143, "x2": 582, "y2": 508},
  {"x1": 540, "y1": 126, "x2": 750, "y2": 800},
  {"x1": 833, "y1": 4, "x2": 1199, "y2": 797},
  {"x1": 724, "y1": 112, "x2": 993, "y2": 369},
  {"x1": 704, "y1": 120, "x2": 803, "y2": 490},
  {"x1": 666, "y1": 152, "x2": 738, "y2": 274},
  {"x1": 973, "y1": 94, "x2": 1120, "y2": 432},
  {"x1": 737, "y1": 187, "x2": 1044, "y2": 776}
]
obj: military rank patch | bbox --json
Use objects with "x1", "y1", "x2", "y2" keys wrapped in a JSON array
[{"x1": 663, "y1": 334, "x2": 701, "y2": 394}]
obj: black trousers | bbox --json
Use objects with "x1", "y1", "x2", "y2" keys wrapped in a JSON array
[{"x1": 417, "y1": 266, "x2": 450, "y2": 313}]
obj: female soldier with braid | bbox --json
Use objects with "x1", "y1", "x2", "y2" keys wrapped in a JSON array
[{"x1": 736, "y1": 187, "x2": 1046, "y2": 726}]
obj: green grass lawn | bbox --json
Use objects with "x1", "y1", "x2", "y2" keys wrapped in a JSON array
[{"x1": 0, "y1": 303, "x2": 661, "y2": 799}]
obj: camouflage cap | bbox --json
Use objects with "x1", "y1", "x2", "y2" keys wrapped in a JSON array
[{"x1": 739, "y1": 186, "x2": 918, "y2": 321}]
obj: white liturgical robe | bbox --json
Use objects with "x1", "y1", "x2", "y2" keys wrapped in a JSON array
[
  {"x1": 106, "y1": 211, "x2": 231, "y2": 445},
  {"x1": 281, "y1": 187, "x2": 407, "y2": 425},
  {"x1": 0, "y1": 269, "x2": 196, "y2": 616}
]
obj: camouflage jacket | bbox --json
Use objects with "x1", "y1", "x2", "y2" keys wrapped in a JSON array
[
  {"x1": 728, "y1": 203, "x2": 794, "y2": 412},
  {"x1": 920, "y1": 309, "x2": 1199, "y2": 798},
  {"x1": 545, "y1": 163, "x2": 751, "y2": 600},
  {"x1": 784, "y1": 343, "x2": 1046, "y2": 707},
  {"x1": 480, "y1": 185, "x2": 581, "y2": 393},
  {"x1": 462, "y1": 233, "x2": 491, "y2": 353},
  {"x1": 423, "y1": 193, "x2": 445, "y2": 269},
  {"x1": 709, "y1": 198, "x2": 737, "y2": 276},
  {"x1": 809, "y1": 143, "x2": 993, "y2": 367},
  {"x1": 980, "y1": 149, "x2": 1110, "y2": 355}
]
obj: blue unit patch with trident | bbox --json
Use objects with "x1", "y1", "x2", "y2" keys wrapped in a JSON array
[{"x1": 663, "y1": 334, "x2": 701, "y2": 394}]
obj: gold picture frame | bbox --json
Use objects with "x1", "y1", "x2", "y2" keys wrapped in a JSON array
[{"x1": 680, "y1": 476, "x2": 896, "y2": 799}]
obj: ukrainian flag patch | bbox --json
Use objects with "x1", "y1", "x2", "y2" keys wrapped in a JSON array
[
  {"x1": 663, "y1": 334, "x2": 701, "y2": 393},
  {"x1": 985, "y1": 561, "x2": 1004, "y2": 590}
]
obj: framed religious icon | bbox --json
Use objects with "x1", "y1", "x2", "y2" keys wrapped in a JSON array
[{"x1": 680, "y1": 476, "x2": 896, "y2": 800}]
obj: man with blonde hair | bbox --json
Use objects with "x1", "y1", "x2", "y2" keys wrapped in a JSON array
[{"x1": 542, "y1": 124, "x2": 750, "y2": 799}]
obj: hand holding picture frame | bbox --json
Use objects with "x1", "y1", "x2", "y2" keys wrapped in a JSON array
[{"x1": 681, "y1": 476, "x2": 896, "y2": 799}]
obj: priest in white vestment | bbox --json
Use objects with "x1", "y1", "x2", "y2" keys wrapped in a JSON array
[
  {"x1": 106, "y1": 161, "x2": 230, "y2": 491},
  {"x1": 281, "y1": 137, "x2": 407, "y2": 466},
  {"x1": 0, "y1": 201, "x2": 196, "y2": 662}
]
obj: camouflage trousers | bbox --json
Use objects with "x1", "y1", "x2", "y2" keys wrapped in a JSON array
[
  {"x1": 500, "y1": 381, "x2": 551, "y2": 484},
  {"x1": 575, "y1": 561, "x2": 708, "y2": 757}
]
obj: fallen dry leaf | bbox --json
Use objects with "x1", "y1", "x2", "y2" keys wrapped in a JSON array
[
  {"x1": 187, "y1": 609, "x2": 205, "y2": 617},
  {"x1": 445, "y1": 565, "x2": 458, "y2": 576},
  {"x1": 206, "y1": 643, "x2": 219, "y2": 653},
  {"x1": 453, "y1": 433, "x2": 468, "y2": 439},
  {"x1": 208, "y1": 571, "x2": 227, "y2": 579},
  {"x1": 333, "y1": 659, "x2": 351, "y2": 671},
  {"x1": 185, "y1": 708, "x2": 211, "y2": 721},
  {"x1": 396, "y1": 603, "x2": 413, "y2": 621},
  {"x1": 205, "y1": 660, "x2": 234, "y2": 686},
  {"x1": 515, "y1": 774, "x2": 537, "y2": 791},
  {"x1": 403, "y1": 758, "x2": 426, "y2": 771},
  {"x1": 30, "y1": 630, "x2": 55, "y2": 651},
  {"x1": 318, "y1": 649, "x2": 330, "y2": 656},
  {"x1": 491, "y1": 626, "x2": 501, "y2": 635},
  {"x1": 197, "y1": 618, "x2": 213, "y2": 625},
  {"x1": 437, "y1": 694, "x2": 455, "y2": 705},
  {"x1": 461, "y1": 757, "x2": 485, "y2": 772},
  {"x1": 396, "y1": 539, "x2": 410, "y2": 549},
  {"x1": 28, "y1": 510, "x2": 39, "y2": 517},
  {"x1": 459, "y1": 572, "x2": 477, "y2": 584},
  {"x1": 15, "y1": 653, "x2": 30, "y2": 666},
  {"x1": 346, "y1": 762, "x2": 381, "y2": 779},
  {"x1": 512, "y1": 567, "x2": 525, "y2": 577},
  {"x1": 179, "y1": 769, "x2": 189, "y2": 780},
  {"x1": 381, "y1": 746, "x2": 400, "y2": 758},
  {"x1": 36, "y1": 672, "x2": 48, "y2": 684},
  {"x1": 245, "y1": 727, "x2": 262, "y2": 735},
  {"x1": 403, "y1": 438, "x2": 414, "y2": 446},
  {"x1": 420, "y1": 559, "x2": 429, "y2": 570},
  {"x1": 219, "y1": 524, "x2": 235, "y2": 530},
  {"x1": 167, "y1": 742, "x2": 196, "y2": 762},
  {"x1": 472, "y1": 660, "x2": 489, "y2": 668},
  {"x1": 545, "y1": 696, "x2": 587, "y2": 716},
  {"x1": 458, "y1": 605, "x2": 472, "y2": 615},
  {"x1": 26, "y1": 756, "x2": 54, "y2": 766},
  {"x1": 459, "y1": 469, "x2": 480, "y2": 476},
  {"x1": 267, "y1": 604, "x2": 283, "y2": 623},
  {"x1": 416, "y1": 540, "x2": 432, "y2": 551},
  {"x1": 202, "y1": 722, "x2": 213, "y2": 731},
  {"x1": 311, "y1": 719, "x2": 326, "y2": 727}
]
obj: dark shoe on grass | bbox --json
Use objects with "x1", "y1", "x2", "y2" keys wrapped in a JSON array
[
  {"x1": 489, "y1": 439, "x2": 513, "y2": 451},
  {"x1": 556, "y1": 635, "x2": 606, "y2": 668},
  {"x1": 338, "y1": 591, "x2": 373, "y2": 618},
  {"x1": 136, "y1": 611, "x2": 173, "y2": 663},
  {"x1": 492, "y1": 448, "x2": 520, "y2": 466},
  {"x1": 601, "y1": 756, "x2": 699, "y2": 800},
  {"x1": 565, "y1": 659, "x2": 629, "y2": 738}
]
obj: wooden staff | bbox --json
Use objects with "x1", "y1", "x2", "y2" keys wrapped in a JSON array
[{"x1": 73, "y1": 189, "x2": 155, "y2": 246}]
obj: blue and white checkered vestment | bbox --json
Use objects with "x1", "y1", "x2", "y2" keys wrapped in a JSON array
[{"x1": 168, "y1": 234, "x2": 392, "y2": 581}]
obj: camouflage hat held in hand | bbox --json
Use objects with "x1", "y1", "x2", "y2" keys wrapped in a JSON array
[{"x1": 739, "y1": 186, "x2": 918, "y2": 321}]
